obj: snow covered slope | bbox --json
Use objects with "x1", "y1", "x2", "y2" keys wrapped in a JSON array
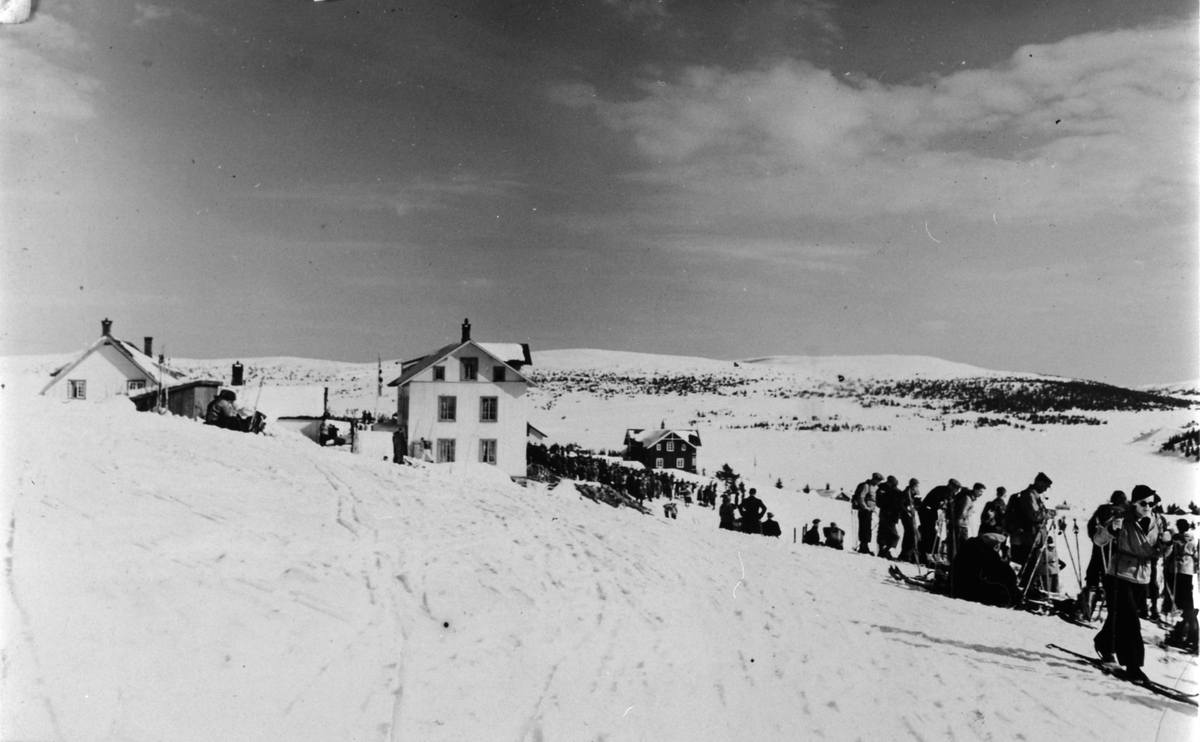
[{"x1": 2, "y1": 392, "x2": 1197, "y2": 742}]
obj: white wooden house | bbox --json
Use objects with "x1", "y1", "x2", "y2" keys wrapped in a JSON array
[
  {"x1": 41, "y1": 319, "x2": 189, "y2": 401},
  {"x1": 387, "y1": 320, "x2": 534, "y2": 479}
]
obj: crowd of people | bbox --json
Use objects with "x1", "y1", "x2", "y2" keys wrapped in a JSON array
[
  {"x1": 819, "y1": 471, "x2": 1199, "y2": 678},
  {"x1": 529, "y1": 443, "x2": 1198, "y2": 676}
]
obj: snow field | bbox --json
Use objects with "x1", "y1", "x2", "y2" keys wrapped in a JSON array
[{"x1": 3, "y1": 392, "x2": 1197, "y2": 741}]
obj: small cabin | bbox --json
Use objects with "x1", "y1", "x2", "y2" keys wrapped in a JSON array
[{"x1": 622, "y1": 428, "x2": 701, "y2": 473}]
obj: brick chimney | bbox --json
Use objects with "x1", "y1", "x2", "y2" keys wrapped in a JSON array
[
  {"x1": 143, "y1": 337, "x2": 153, "y2": 357},
  {"x1": 101, "y1": 318, "x2": 112, "y2": 337},
  {"x1": 461, "y1": 318, "x2": 471, "y2": 343}
]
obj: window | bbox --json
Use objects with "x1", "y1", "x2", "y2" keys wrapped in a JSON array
[
  {"x1": 655, "y1": 458, "x2": 663, "y2": 468},
  {"x1": 656, "y1": 443, "x2": 661, "y2": 451},
  {"x1": 437, "y1": 439, "x2": 456, "y2": 463},
  {"x1": 127, "y1": 380, "x2": 147, "y2": 393},
  {"x1": 438, "y1": 396, "x2": 457, "y2": 422},
  {"x1": 666, "y1": 441, "x2": 674, "y2": 452},
  {"x1": 480, "y1": 396, "x2": 498, "y2": 422},
  {"x1": 493, "y1": 366, "x2": 507, "y2": 382},
  {"x1": 68, "y1": 380, "x2": 86, "y2": 399},
  {"x1": 676, "y1": 458, "x2": 684, "y2": 469},
  {"x1": 461, "y1": 357, "x2": 478, "y2": 381},
  {"x1": 480, "y1": 439, "x2": 497, "y2": 465},
  {"x1": 432, "y1": 366, "x2": 445, "y2": 381}
]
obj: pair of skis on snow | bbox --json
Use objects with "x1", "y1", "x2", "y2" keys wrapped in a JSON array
[
  {"x1": 1046, "y1": 644, "x2": 1198, "y2": 707},
  {"x1": 884, "y1": 566, "x2": 1198, "y2": 706}
]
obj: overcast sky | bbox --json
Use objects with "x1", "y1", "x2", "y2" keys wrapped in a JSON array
[{"x1": 2, "y1": 0, "x2": 1196, "y2": 385}]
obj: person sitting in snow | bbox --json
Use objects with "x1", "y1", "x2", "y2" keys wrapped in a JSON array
[
  {"x1": 762, "y1": 512, "x2": 782, "y2": 538},
  {"x1": 823, "y1": 522, "x2": 845, "y2": 550},
  {"x1": 205, "y1": 389, "x2": 241, "y2": 429},
  {"x1": 802, "y1": 519, "x2": 822, "y2": 545}
]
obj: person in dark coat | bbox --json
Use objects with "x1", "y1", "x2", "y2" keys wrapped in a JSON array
[
  {"x1": 950, "y1": 533, "x2": 1018, "y2": 607},
  {"x1": 718, "y1": 495, "x2": 737, "y2": 531},
  {"x1": 852, "y1": 473, "x2": 883, "y2": 554},
  {"x1": 823, "y1": 522, "x2": 846, "y2": 550},
  {"x1": 919, "y1": 479, "x2": 961, "y2": 563},
  {"x1": 739, "y1": 488, "x2": 767, "y2": 535},
  {"x1": 802, "y1": 519, "x2": 822, "y2": 545},
  {"x1": 1078, "y1": 490, "x2": 1127, "y2": 619},
  {"x1": 204, "y1": 389, "x2": 241, "y2": 430},
  {"x1": 875, "y1": 476, "x2": 902, "y2": 559},
  {"x1": 1093, "y1": 485, "x2": 1171, "y2": 682},
  {"x1": 897, "y1": 478, "x2": 921, "y2": 563},
  {"x1": 1008, "y1": 472, "x2": 1053, "y2": 594},
  {"x1": 978, "y1": 487, "x2": 1008, "y2": 537},
  {"x1": 762, "y1": 513, "x2": 782, "y2": 538}
]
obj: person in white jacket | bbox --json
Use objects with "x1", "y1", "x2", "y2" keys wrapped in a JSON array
[{"x1": 1092, "y1": 485, "x2": 1172, "y2": 681}]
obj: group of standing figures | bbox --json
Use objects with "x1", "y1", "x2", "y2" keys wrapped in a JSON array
[
  {"x1": 846, "y1": 471, "x2": 1198, "y2": 680},
  {"x1": 847, "y1": 471, "x2": 1053, "y2": 577}
]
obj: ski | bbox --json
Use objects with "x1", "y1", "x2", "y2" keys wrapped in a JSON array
[{"x1": 1046, "y1": 643, "x2": 1198, "y2": 706}]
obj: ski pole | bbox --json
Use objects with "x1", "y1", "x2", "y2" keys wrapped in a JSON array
[
  {"x1": 1073, "y1": 519, "x2": 1083, "y2": 585},
  {"x1": 1059, "y1": 520, "x2": 1080, "y2": 591}
]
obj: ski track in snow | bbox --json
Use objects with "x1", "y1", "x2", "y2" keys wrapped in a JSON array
[{"x1": 1, "y1": 357, "x2": 1198, "y2": 741}]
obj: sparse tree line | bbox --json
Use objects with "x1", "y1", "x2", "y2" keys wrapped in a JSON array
[{"x1": 1160, "y1": 427, "x2": 1200, "y2": 462}]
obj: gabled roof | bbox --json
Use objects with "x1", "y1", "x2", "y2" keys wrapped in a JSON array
[
  {"x1": 623, "y1": 428, "x2": 702, "y2": 448},
  {"x1": 42, "y1": 335, "x2": 188, "y2": 395},
  {"x1": 387, "y1": 340, "x2": 535, "y2": 388}
]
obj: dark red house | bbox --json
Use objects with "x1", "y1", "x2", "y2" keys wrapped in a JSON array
[{"x1": 622, "y1": 428, "x2": 701, "y2": 473}]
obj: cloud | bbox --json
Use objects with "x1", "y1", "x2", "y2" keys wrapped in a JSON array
[
  {"x1": 563, "y1": 21, "x2": 1198, "y2": 228},
  {"x1": 255, "y1": 175, "x2": 527, "y2": 219},
  {"x1": 0, "y1": 15, "x2": 99, "y2": 133},
  {"x1": 131, "y1": 2, "x2": 204, "y2": 28}
]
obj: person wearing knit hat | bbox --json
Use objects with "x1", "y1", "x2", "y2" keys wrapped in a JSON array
[{"x1": 1092, "y1": 484, "x2": 1173, "y2": 681}]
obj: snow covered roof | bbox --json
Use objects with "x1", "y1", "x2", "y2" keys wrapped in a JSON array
[
  {"x1": 41, "y1": 335, "x2": 188, "y2": 395},
  {"x1": 386, "y1": 340, "x2": 535, "y2": 388},
  {"x1": 623, "y1": 428, "x2": 702, "y2": 448}
]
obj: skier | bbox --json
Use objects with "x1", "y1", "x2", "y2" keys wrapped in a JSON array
[
  {"x1": 1078, "y1": 490, "x2": 1128, "y2": 619},
  {"x1": 1007, "y1": 472, "x2": 1052, "y2": 596},
  {"x1": 949, "y1": 483, "x2": 985, "y2": 564},
  {"x1": 1093, "y1": 485, "x2": 1171, "y2": 682},
  {"x1": 919, "y1": 479, "x2": 961, "y2": 564},
  {"x1": 762, "y1": 513, "x2": 782, "y2": 538},
  {"x1": 897, "y1": 478, "x2": 921, "y2": 563},
  {"x1": 852, "y1": 472, "x2": 883, "y2": 555},
  {"x1": 739, "y1": 488, "x2": 767, "y2": 535},
  {"x1": 875, "y1": 475, "x2": 903, "y2": 559},
  {"x1": 978, "y1": 487, "x2": 1008, "y2": 538},
  {"x1": 1164, "y1": 519, "x2": 1198, "y2": 652}
]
